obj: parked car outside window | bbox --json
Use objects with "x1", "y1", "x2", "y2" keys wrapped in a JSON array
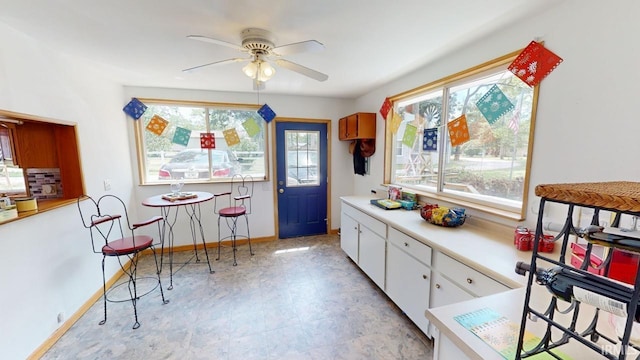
[{"x1": 158, "y1": 149, "x2": 240, "y2": 180}]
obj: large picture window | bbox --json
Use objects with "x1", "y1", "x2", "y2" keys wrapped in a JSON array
[
  {"x1": 135, "y1": 100, "x2": 268, "y2": 184},
  {"x1": 387, "y1": 50, "x2": 539, "y2": 219}
]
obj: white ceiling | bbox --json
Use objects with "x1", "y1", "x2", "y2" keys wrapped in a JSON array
[{"x1": 0, "y1": 0, "x2": 557, "y2": 98}]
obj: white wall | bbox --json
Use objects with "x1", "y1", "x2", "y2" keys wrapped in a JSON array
[
  {"x1": 0, "y1": 23, "x2": 135, "y2": 360},
  {"x1": 123, "y1": 86, "x2": 354, "y2": 245},
  {"x1": 355, "y1": 0, "x2": 640, "y2": 229}
]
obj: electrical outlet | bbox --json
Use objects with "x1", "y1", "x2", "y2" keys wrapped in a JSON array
[{"x1": 103, "y1": 179, "x2": 111, "y2": 191}]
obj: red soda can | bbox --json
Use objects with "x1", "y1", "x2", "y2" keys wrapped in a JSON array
[
  {"x1": 514, "y1": 226, "x2": 532, "y2": 251},
  {"x1": 539, "y1": 234, "x2": 555, "y2": 253}
]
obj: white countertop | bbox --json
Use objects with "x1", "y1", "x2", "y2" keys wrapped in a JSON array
[{"x1": 341, "y1": 195, "x2": 549, "y2": 289}]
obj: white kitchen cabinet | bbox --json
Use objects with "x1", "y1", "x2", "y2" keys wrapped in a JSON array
[
  {"x1": 432, "y1": 328, "x2": 472, "y2": 360},
  {"x1": 358, "y1": 224, "x2": 386, "y2": 289},
  {"x1": 430, "y1": 252, "x2": 508, "y2": 315},
  {"x1": 341, "y1": 197, "x2": 515, "y2": 350},
  {"x1": 340, "y1": 212, "x2": 359, "y2": 262},
  {"x1": 386, "y1": 227, "x2": 432, "y2": 334},
  {"x1": 433, "y1": 251, "x2": 509, "y2": 297},
  {"x1": 430, "y1": 252, "x2": 510, "y2": 359},
  {"x1": 340, "y1": 203, "x2": 387, "y2": 289},
  {"x1": 430, "y1": 271, "x2": 474, "y2": 308}
]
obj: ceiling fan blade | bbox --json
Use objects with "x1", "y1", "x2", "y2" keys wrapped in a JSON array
[
  {"x1": 272, "y1": 40, "x2": 324, "y2": 56},
  {"x1": 275, "y1": 59, "x2": 328, "y2": 82},
  {"x1": 186, "y1": 35, "x2": 246, "y2": 52},
  {"x1": 182, "y1": 58, "x2": 249, "y2": 72}
]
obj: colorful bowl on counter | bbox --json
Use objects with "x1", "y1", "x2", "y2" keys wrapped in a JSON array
[{"x1": 420, "y1": 203, "x2": 466, "y2": 227}]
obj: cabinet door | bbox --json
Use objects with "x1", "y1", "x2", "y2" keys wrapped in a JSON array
[
  {"x1": 345, "y1": 114, "x2": 359, "y2": 139},
  {"x1": 386, "y1": 242, "x2": 431, "y2": 334},
  {"x1": 338, "y1": 117, "x2": 348, "y2": 140},
  {"x1": 432, "y1": 328, "x2": 472, "y2": 360},
  {"x1": 340, "y1": 213, "x2": 359, "y2": 262},
  {"x1": 434, "y1": 251, "x2": 509, "y2": 297},
  {"x1": 358, "y1": 224, "x2": 386, "y2": 289},
  {"x1": 430, "y1": 271, "x2": 474, "y2": 308},
  {"x1": 354, "y1": 113, "x2": 376, "y2": 139}
]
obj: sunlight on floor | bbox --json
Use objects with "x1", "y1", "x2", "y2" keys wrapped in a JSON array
[{"x1": 274, "y1": 246, "x2": 310, "y2": 255}]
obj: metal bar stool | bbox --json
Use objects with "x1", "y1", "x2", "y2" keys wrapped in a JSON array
[
  {"x1": 213, "y1": 174, "x2": 254, "y2": 266},
  {"x1": 77, "y1": 194, "x2": 169, "y2": 329}
]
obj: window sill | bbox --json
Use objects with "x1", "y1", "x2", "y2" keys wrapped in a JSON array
[
  {"x1": 423, "y1": 192, "x2": 524, "y2": 221},
  {"x1": 0, "y1": 198, "x2": 78, "y2": 225},
  {"x1": 385, "y1": 185, "x2": 525, "y2": 221}
]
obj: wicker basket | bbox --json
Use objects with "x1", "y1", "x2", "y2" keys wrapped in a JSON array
[{"x1": 535, "y1": 181, "x2": 640, "y2": 212}]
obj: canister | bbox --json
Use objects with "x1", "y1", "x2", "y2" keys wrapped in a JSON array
[{"x1": 15, "y1": 197, "x2": 38, "y2": 212}]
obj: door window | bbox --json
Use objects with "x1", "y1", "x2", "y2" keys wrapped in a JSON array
[{"x1": 285, "y1": 130, "x2": 320, "y2": 187}]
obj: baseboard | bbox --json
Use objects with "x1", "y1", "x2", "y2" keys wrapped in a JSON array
[{"x1": 27, "y1": 262, "x2": 131, "y2": 360}]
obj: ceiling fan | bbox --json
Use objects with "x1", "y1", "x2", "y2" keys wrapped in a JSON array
[{"x1": 184, "y1": 28, "x2": 329, "y2": 88}]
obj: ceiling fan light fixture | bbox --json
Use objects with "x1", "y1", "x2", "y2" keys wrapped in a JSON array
[
  {"x1": 257, "y1": 61, "x2": 275, "y2": 81},
  {"x1": 242, "y1": 61, "x2": 259, "y2": 78}
]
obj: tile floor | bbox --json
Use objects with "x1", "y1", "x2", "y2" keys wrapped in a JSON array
[{"x1": 41, "y1": 234, "x2": 433, "y2": 360}]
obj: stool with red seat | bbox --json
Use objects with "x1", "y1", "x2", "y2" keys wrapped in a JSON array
[{"x1": 213, "y1": 174, "x2": 254, "y2": 266}]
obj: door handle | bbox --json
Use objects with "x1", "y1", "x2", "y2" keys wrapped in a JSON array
[{"x1": 279, "y1": 188, "x2": 284, "y2": 194}]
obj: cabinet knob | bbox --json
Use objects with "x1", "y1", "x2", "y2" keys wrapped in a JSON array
[
  {"x1": 404, "y1": 242, "x2": 409, "y2": 247},
  {"x1": 435, "y1": 283, "x2": 441, "y2": 289},
  {"x1": 467, "y1": 278, "x2": 473, "y2": 284},
  {"x1": 422, "y1": 274, "x2": 428, "y2": 280}
]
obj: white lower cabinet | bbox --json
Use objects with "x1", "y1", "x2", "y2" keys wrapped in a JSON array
[
  {"x1": 430, "y1": 252, "x2": 510, "y2": 359},
  {"x1": 430, "y1": 271, "x2": 474, "y2": 308},
  {"x1": 340, "y1": 199, "x2": 512, "y2": 354},
  {"x1": 433, "y1": 251, "x2": 509, "y2": 298},
  {"x1": 432, "y1": 328, "x2": 472, "y2": 360},
  {"x1": 340, "y1": 203, "x2": 387, "y2": 289},
  {"x1": 386, "y1": 227, "x2": 432, "y2": 334},
  {"x1": 340, "y1": 212, "x2": 359, "y2": 262},
  {"x1": 358, "y1": 224, "x2": 386, "y2": 289}
]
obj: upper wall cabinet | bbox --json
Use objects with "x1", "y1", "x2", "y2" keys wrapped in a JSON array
[{"x1": 338, "y1": 112, "x2": 376, "y2": 140}]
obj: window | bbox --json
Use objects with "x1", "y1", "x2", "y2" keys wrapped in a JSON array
[
  {"x1": 135, "y1": 100, "x2": 268, "y2": 184},
  {"x1": 0, "y1": 123, "x2": 25, "y2": 195},
  {"x1": 386, "y1": 50, "x2": 539, "y2": 219},
  {"x1": 285, "y1": 130, "x2": 319, "y2": 186}
]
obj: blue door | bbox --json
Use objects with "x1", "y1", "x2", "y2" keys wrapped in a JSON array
[{"x1": 276, "y1": 121, "x2": 328, "y2": 238}]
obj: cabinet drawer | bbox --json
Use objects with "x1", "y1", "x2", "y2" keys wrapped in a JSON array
[
  {"x1": 388, "y1": 227, "x2": 431, "y2": 266},
  {"x1": 342, "y1": 204, "x2": 386, "y2": 238},
  {"x1": 430, "y1": 271, "x2": 473, "y2": 308},
  {"x1": 434, "y1": 252, "x2": 509, "y2": 297}
]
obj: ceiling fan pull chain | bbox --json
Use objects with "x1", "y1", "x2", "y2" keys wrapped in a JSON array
[{"x1": 257, "y1": 78, "x2": 261, "y2": 105}]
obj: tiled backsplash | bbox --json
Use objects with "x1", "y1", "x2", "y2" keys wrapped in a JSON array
[{"x1": 27, "y1": 168, "x2": 62, "y2": 199}]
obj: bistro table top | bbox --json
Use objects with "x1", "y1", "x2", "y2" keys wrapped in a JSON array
[{"x1": 142, "y1": 191, "x2": 214, "y2": 207}]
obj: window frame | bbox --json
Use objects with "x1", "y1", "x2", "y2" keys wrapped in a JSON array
[
  {"x1": 384, "y1": 49, "x2": 540, "y2": 220},
  {"x1": 133, "y1": 98, "x2": 270, "y2": 185}
]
